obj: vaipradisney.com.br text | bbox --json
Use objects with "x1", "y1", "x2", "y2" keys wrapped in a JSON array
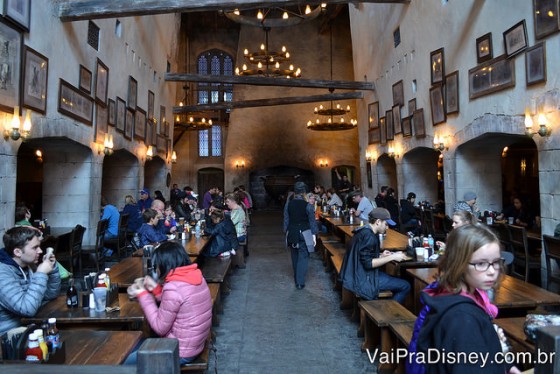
[{"x1": 367, "y1": 348, "x2": 556, "y2": 367}]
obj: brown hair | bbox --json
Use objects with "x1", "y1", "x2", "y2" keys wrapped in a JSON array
[
  {"x1": 452, "y1": 210, "x2": 477, "y2": 226},
  {"x1": 225, "y1": 192, "x2": 240, "y2": 205},
  {"x1": 437, "y1": 224, "x2": 502, "y2": 294}
]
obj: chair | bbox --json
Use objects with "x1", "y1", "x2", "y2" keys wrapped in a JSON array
[
  {"x1": 398, "y1": 206, "x2": 417, "y2": 235},
  {"x1": 104, "y1": 214, "x2": 129, "y2": 259},
  {"x1": 56, "y1": 224, "x2": 86, "y2": 275},
  {"x1": 543, "y1": 235, "x2": 560, "y2": 291},
  {"x1": 442, "y1": 215, "x2": 453, "y2": 235},
  {"x1": 422, "y1": 209, "x2": 436, "y2": 238},
  {"x1": 508, "y1": 225, "x2": 541, "y2": 283},
  {"x1": 81, "y1": 219, "x2": 109, "y2": 273}
]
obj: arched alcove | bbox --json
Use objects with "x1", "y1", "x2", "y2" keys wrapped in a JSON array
[
  {"x1": 402, "y1": 147, "x2": 442, "y2": 204},
  {"x1": 145, "y1": 156, "x2": 168, "y2": 200},
  {"x1": 249, "y1": 165, "x2": 313, "y2": 209},
  {"x1": 455, "y1": 133, "x2": 539, "y2": 214},
  {"x1": 102, "y1": 149, "x2": 140, "y2": 209},
  {"x1": 376, "y1": 154, "x2": 397, "y2": 196}
]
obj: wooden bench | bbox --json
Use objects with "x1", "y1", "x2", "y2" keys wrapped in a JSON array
[
  {"x1": 180, "y1": 337, "x2": 212, "y2": 373},
  {"x1": 359, "y1": 299, "x2": 416, "y2": 372},
  {"x1": 323, "y1": 241, "x2": 346, "y2": 273},
  {"x1": 208, "y1": 283, "x2": 222, "y2": 327},
  {"x1": 389, "y1": 320, "x2": 416, "y2": 374},
  {"x1": 320, "y1": 234, "x2": 344, "y2": 266}
]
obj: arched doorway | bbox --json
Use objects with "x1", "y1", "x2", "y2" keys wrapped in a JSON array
[
  {"x1": 376, "y1": 154, "x2": 397, "y2": 197},
  {"x1": 198, "y1": 167, "x2": 224, "y2": 205},
  {"x1": 145, "y1": 156, "x2": 168, "y2": 200},
  {"x1": 101, "y1": 149, "x2": 140, "y2": 209},
  {"x1": 401, "y1": 147, "x2": 442, "y2": 205}
]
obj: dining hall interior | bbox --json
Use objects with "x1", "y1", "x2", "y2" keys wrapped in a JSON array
[{"x1": 1, "y1": 0, "x2": 560, "y2": 372}]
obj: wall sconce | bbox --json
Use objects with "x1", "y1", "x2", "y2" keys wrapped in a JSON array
[
  {"x1": 171, "y1": 151, "x2": 177, "y2": 163},
  {"x1": 3, "y1": 107, "x2": 32, "y2": 141},
  {"x1": 103, "y1": 134, "x2": 114, "y2": 156},
  {"x1": 365, "y1": 152, "x2": 372, "y2": 162},
  {"x1": 319, "y1": 159, "x2": 329, "y2": 168},
  {"x1": 146, "y1": 145, "x2": 154, "y2": 161},
  {"x1": 35, "y1": 149, "x2": 43, "y2": 163},
  {"x1": 433, "y1": 134, "x2": 448, "y2": 152},
  {"x1": 525, "y1": 112, "x2": 552, "y2": 137},
  {"x1": 387, "y1": 144, "x2": 399, "y2": 158},
  {"x1": 236, "y1": 160, "x2": 245, "y2": 169}
]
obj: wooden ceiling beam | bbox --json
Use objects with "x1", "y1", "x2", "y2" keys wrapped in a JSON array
[
  {"x1": 58, "y1": 0, "x2": 410, "y2": 22},
  {"x1": 174, "y1": 92, "x2": 363, "y2": 112},
  {"x1": 166, "y1": 73, "x2": 374, "y2": 91}
]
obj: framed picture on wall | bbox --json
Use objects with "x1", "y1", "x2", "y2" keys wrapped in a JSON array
[
  {"x1": 4, "y1": 0, "x2": 31, "y2": 31},
  {"x1": 148, "y1": 90, "x2": 155, "y2": 122},
  {"x1": 79, "y1": 65, "x2": 92, "y2": 94},
  {"x1": 368, "y1": 128, "x2": 380, "y2": 144},
  {"x1": 476, "y1": 33, "x2": 493, "y2": 63},
  {"x1": 58, "y1": 79, "x2": 94, "y2": 126},
  {"x1": 445, "y1": 71, "x2": 459, "y2": 114},
  {"x1": 402, "y1": 116, "x2": 412, "y2": 137},
  {"x1": 469, "y1": 55, "x2": 515, "y2": 99},
  {"x1": 392, "y1": 105, "x2": 402, "y2": 134},
  {"x1": 124, "y1": 107, "x2": 134, "y2": 140},
  {"x1": 379, "y1": 116, "x2": 387, "y2": 145},
  {"x1": 127, "y1": 75, "x2": 137, "y2": 109},
  {"x1": 22, "y1": 46, "x2": 48, "y2": 114},
  {"x1": 145, "y1": 120, "x2": 152, "y2": 146},
  {"x1": 94, "y1": 58, "x2": 109, "y2": 106},
  {"x1": 108, "y1": 98, "x2": 116, "y2": 126},
  {"x1": 525, "y1": 42, "x2": 546, "y2": 86},
  {"x1": 368, "y1": 101, "x2": 379, "y2": 129},
  {"x1": 134, "y1": 107, "x2": 146, "y2": 141},
  {"x1": 366, "y1": 161, "x2": 373, "y2": 189},
  {"x1": 385, "y1": 109, "x2": 394, "y2": 141},
  {"x1": 430, "y1": 84, "x2": 446, "y2": 126},
  {"x1": 430, "y1": 48, "x2": 445, "y2": 85},
  {"x1": 533, "y1": 0, "x2": 560, "y2": 39},
  {"x1": 0, "y1": 20, "x2": 22, "y2": 113},
  {"x1": 413, "y1": 108, "x2": 426, "y2": 138},
  {"x1": 94, "y1": 104, "x2": 108, "y2": 143},
  {"x1": 116, "y1": 96, "x2": 126, "y2": 133},
  {"x1": 159, "y1": 105, "x2": 166, "y2": 135},
  {"x1": 408, "y1": 98, "x2": 416, "y2": 117},
  {"x1": 503, "y1": 20, "x2": 528, "y2": 58},
  {"x1": 392, "y1": 80, "x2": 404, "y2": 107}
]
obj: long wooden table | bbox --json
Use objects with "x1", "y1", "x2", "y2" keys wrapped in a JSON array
[
  {"x1": 61, "y1": 330, "x2": 142, "y2": 365},
  {"x1": 337, "y1": 225, "x2": 409, "y2": 251},
  {"x1": 406, "y1": 267, "x2": 560, "y2": 315}
]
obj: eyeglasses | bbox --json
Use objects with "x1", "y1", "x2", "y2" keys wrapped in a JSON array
[{"x1": 468, "y1": 258, "x2": 505, "y2": 272}]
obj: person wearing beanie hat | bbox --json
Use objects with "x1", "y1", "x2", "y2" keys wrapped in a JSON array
[
  {"x1": 400, "y1": 192, "x2": 419, "y2": 231},
  {"x1": 453, "y1": 191, "x2": 480, "y2": 218},
  {"x1": 283, "y1": 181, "x2": 318, "y2": 289},
  {"x1": 339, "y1": 208, "x2": 410, "y2": 304}
]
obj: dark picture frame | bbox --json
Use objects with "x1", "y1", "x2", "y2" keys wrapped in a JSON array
[
  {"x1": 533, "y1": 0, "x2": 560, "y2": 39},
  {"x1": 366, "y1": 161, "x2": 373, "y2": 189},
  {"x1": 430, "y1": 48, "x2": 445, "y2": 85},
  {"x1": 134, "y1": 107, "x2": 146, "y2": 141},
  {"x1": 408, "y1": 98, "x2": 416, "y2": 117},
  {"x1": 392, "y1": 80, "x2": 404, "y2": 107},
  {"x1": 385, "y1": 109, "x2": 394, "y2": 141},
  {"x1": 503, "y1": 20, "x2": 528, "y2": 58},
  {"x1": 379, "y1": 117, "x2": 387, "y2": 145},
  {"x1": 79, "y1": 65, "x2": 92, "y2": 94},
  {"x1": 127, "y1": 75, "x2": 137, "y2": 109},
  {"x1": 4, "y1": 0, "x2": 31, "y2": 31},
  {"x1": 0, "y1": 19, "x2": 22, "y2": 113},
  {"x1": 159, "y1": 105, "x2": 166, "y2": 135},
  {"x1": 157, "y1": 135, "x2": 167, "y2": 155},
  {"x1": 95, "y1": 58, "x2": 109, "y2": 106},
  {"x1": 445, "y1": 71, "x2": 459, "y2": 115},
  {"x1": 430, "y1": 85, "x2": 446, "y2": 126},
  {"x1": 108, "y1": 98, "x2": 116, "y2": 126},
  {"x1": 368, "y1": 128, "x2": 380, "y2": 144},
  {"x1": 116, "y1": 96, "x2": 126, "y2": 133},
  {"x1": 145, "y1": 120, "x2": 152, "y2": 146},
  {"x1": 368, "y1": 101, "x2": 379, "y2": 129},
  {"x1": 94, "y1": 104, "x2": 108, "y2": 143},
  {"x1": 469, "y1": 54, "x2": 515, "y2": 99},
  {"x1": 124, "y1": 107, "x2": 134, "y2": 140},
  {"x1": 525, "y1": 42, "x2": 547, "y2": 86},
  {"x1": 476, "y1": 33, "x2": 493, "y2": 63},
  {"x1": 148, "y1": 90, "x2": 155, "y2": 123},
  {"x1": 402, "y1": 116, "x2": 412, "y2": 137},
  {"x1": 58, "y1": 79, "x2": 94, "y2": 126},
  {"x1": 413, "y1": 108, "x2": 426, "y2": 138},
  {"x1": 392, "y1": 105, "x2": 402, "y2": 134},
  {"x1": 22, "y1": 46, "x2": 48, "y2": 114}
]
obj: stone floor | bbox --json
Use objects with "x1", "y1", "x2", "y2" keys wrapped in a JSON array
[{"x1": 207, "y1": 210, "x2": 377, "y2": 373}]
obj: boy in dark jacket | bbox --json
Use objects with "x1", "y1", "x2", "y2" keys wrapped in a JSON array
[
  {"x1": 204, "y1": 208, "x2": 238, "y2": 257},
  {"x1": 137, "y1": 208, "x2": 167, "y2": 247}
]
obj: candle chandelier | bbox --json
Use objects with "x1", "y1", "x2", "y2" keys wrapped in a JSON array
[
  {"x1": 224, "y1": 4, "x2": 326, "y2": 28},
  {"x1": 235, "y1": 27, "x2": 301, "y2": 78}
]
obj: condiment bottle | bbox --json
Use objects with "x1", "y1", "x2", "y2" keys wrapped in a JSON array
[
  {"x1": 25, "y1": 333, "x2": 43, "y2": 362},
  {"x1": 46, "y1": 317, "x2": 60, "y2": 351},
  {"x1": 33, "y1": 329, "x2": 48, "y2": 361},
  {"x1": 66, "y1": 278, "x2": 79, "y2": 308},
  {"x1": 97, "y1": 274, "x2": 107, "y2": 288},
  {"x1": 104, "y1": 268, "x2": 111, "y2": 288}
]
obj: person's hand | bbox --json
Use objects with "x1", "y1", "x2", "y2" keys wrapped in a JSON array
[
  {"x1": 380, "y1": 250, "x2": 392, "y2": 258},
  {"x1": 392, "y1": 251, "x2": 408, "y2": 262},
  {"x1": 37, "y1": 251, "x2": 56, "y2": 274},
  {"x1": 127, "y1": 282, "x2": 145, "y2": 298},
  {"x1": 507, "y1": 366, "x2": 521, "y2": 374},
  {"x1": 435, "y1": 241, "x2": 446, "y2": 251},
  {"x1": 143, "y1": 275, "x2": 158, "y2": 292}
]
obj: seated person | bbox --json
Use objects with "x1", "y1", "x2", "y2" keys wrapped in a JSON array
[
  {"x1": 453, "y1": 191, "x2": 480, "y2": 218},
  {"x1": 0, "y1": 226, "x2": 61, "y2": 335},
  {"x1": 137, "y1": 209, "x2": 167, "y2": 247},
  {"x1": 101, "y1": 196, "x2": 119, "y2": 240},
  {"x1": 375, "y1": 186, "x2": 388, "y2": 209},
  {"x1": 400, "y1": 192, "x2": 418, "y2": 227},
  {"x1": 349, "y1": 190, "x2": 375, "y2": 222},
  {"x1": 174, "y1": 191, "x2": 195, "y2": 223},
  {"x1": 122, "y1": 195, "x2": 142, "y2": 232},
  {"x1": 307, "y1": 193, "x2": 327, "y2": 234},
  {"x1": 385, "y1": 187, "x2": 399, "y2": 223},
  {"x1": 224, "y1": 193, "x2": 247, "y2": 243},
  {"x1": 326, "y1": 188, "x2": 343, "y2": 207},
  {"x1": 163, "y1": 202, "x2": 178, "y2": 234},
  {"x1": 339, "y1": 208, "x2": 410, "y2": 304},
  {"x1": 126, "y1": 241, "x2": 212, "y2": 366},
  {"x1": 203, "y1": 207, "x2": 238, "y2": 258},
  {"x1": 499, "y1": 196, "x2": 534, "y2": 229},
  {"x1": 14, "y1": 205, "x2": 32, "y2": 227}
]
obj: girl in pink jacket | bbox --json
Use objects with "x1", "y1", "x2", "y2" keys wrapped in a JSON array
[{"x1": 127, "y1": 241, "x2": 212, "y2": 364}]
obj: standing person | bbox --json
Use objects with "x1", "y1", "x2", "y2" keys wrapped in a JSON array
[
  {"x1": 122, "y1": 195, "x2": 142, "y2": 233},
  {"x1": 126, "y1": 241, "x2": 212, "y2": 366},
  {"x1": 413, "y1": 225, "x2": 521, "y2": 373},
  {"x1": 339, "y1": 208, "x2": 410, "y2": 303},
  {"x1": 0, "y1": 226, "x2": 61, "y2": 335},
  {"x1": 238, "y1": 185, "x2": 253, "y2": 210},
  {"x1": 283, "y1": 182, "x2": 318, "y2": 290},
  {"x1": 453, "y1": 191, "x2": 480, "y2": 218},
  {"x1": 202, "y1": 187, "x2": 216, "y2": 210},
  {"x1": 170, "y1": 183, "x2": 181, "y2": 207},
  {"x1": 375, "y1": 186, "x2": 388, "y2": 208},
  {"x1": 335, "y1": 169, "x2": 352, "y2": 200},
  {"x1": 349, "y1": 190, "x2": 375, "y2": 222},
  {"x1": 138, "y1": 188, "x2": 153, "y2": 213}
]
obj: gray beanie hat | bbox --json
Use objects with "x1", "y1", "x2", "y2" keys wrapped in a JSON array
[
  {"x1": 464, "y1": 191, "x2": 477, "y2": 201},
  {"x1": 294, "y1": 181, "x2": 307, "y2": 194}
]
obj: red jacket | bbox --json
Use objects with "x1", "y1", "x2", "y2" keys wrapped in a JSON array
[{"x1": 138, "y1": 264, "x2": 212, "y2": 358}]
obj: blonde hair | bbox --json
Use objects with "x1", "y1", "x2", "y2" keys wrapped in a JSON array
[{"x1": 125, "y1": 195, "x2": 136, "y2": 205}]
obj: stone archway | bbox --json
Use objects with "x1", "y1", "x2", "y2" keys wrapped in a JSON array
[
  {"x1": 401, "y1": 147, "x2": 441, "y2": 205},
  {"x1": 376, "y1": 154, "x2": 397, "y2": 196},
  {"x1": 102, "y1": 149, "x2": 140, "y2": 209}
]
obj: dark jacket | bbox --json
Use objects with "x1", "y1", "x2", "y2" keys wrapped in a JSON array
[
  {"x1": 204, "y1": 218, "x2": 238, "y2": 257},
  {"x1": 283, "y1": 196, "x2": 318, "y2": 246},
  {"x1": 175, "y1": 202, "x2": 193, "y2": 223},
  {"x1": 122, "y1": 204, "x2": 142, "y2": 232},
  {"x1": 385, "y1": 195, "x2": 399, "y2": 222},
  {"x1": 375, "y1": 194, "x2": 386, "y2": 208},
  {"x1": 400, "y1": 199, "x2": 416, "y2": 224},
  {"x1": 417, "y1": 292, "x2": 507, "y2": 373},
  {"x1": 339, "y1": 225, "x2": 381, "y2": 300},
  {"x1": 137, "y1": 223, "x2": 167, "y2": 247}
]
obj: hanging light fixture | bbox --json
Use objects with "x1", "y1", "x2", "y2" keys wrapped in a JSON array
[
  {"x1": 174, "y1": 85, "x2": 215, "y2": 131},
  {"x1": 224, "y1": 5, "x2": 325, "y2": 28},
  {"x1": 171, "y1": 151, "x2": 177, "y2": 163},
  {"x1": 235, "y1": 27, "x2": 301, "y2": 78},
  {"x1": 306, "y1": 26, "x2": 357, "y2": 131}
]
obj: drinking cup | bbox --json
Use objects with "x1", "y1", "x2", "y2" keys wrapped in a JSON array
[
  {"x1": 93, "y1": 287, "x2": 107, "y2": 312},
  {"x1": 415, "y1": 247, "x2": 425, "y2": 261},
  {"x1": 508, "y1": 217, "x2": 514, "y2": 225}
]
